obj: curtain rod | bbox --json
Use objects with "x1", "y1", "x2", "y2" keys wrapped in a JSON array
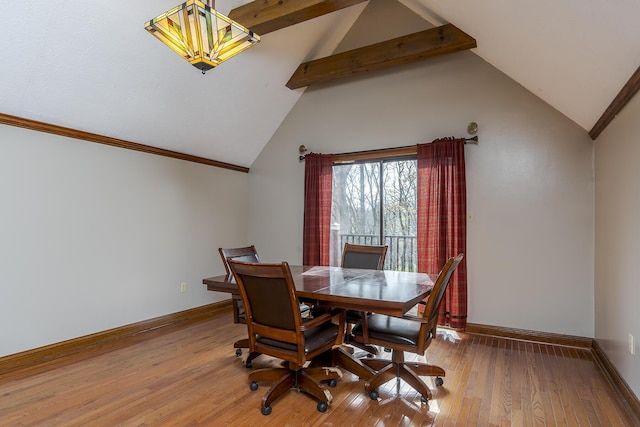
[{"x1": 298, "y1": 135, "x2": 478, "y2": 161}]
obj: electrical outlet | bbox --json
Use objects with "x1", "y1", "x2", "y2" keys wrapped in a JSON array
[
  {"x1": 630, "y1": 334, "x2": 635, "y2": 355},
  {"x1": 180, "y1": 282, "x2": 187, "y2": 293}
]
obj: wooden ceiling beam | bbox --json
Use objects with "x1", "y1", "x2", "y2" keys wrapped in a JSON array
[
  {"x1": 286, "y1": 24, "x2": 476, "y2": 90},
  {"x1": 228, "y1": 0, "x2": 368, "y2": 35},
  {"x1": 589, "y1": 65, "x2": 640, "y2": 140}
]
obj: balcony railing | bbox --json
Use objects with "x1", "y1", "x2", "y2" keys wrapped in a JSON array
[{"x1": 333, "y1": 233, "x2": 417, "y2": 272}]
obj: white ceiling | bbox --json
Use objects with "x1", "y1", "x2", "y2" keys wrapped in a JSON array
[
  {"x1": 2, "y1": 0, "x2": 640, "y2": 168},
  {"x1": 405, "y1": 0, "x2": 640, "y2": 132}
]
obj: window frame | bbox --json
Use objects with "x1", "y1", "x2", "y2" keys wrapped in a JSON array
[
  {"x1": 332, "y1": 145, "x2": 417, "y2": 164},
  {"x1": 331, "y1": 148, "x2": 418, "y2": 270}
]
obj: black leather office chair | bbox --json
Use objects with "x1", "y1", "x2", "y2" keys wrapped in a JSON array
[
  {"x1": 351, "y1": 253, "x2": 464, "y2": 404},
  {"x1": 228, "y1": 260, "x2": 345, "y2": 416},
  {"x1": 219, "y1": 246, "x2": 310, "y2": 367},
  {"x1": 341, "y1": 243, "x2": 388, "y2": 355},
  {"x1": 219, "y1": 245, "x2": 262, "y2": 365},
  {"x1": 219, "y1": 245, "x2": 259, "y2": 325}
]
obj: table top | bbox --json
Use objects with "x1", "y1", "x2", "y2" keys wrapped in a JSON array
[{"x1": 203, "y1": 265, "x2": 436, "y2": 317}]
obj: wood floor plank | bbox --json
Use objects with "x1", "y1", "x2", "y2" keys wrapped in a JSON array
[
  {"x1": 558, "y1": 345, "x2": 593, "y2": 426},
  {"x1": 511, "y1": 340, "x2": 525, "y2": 424},
  {"x1": 0, "y1": 311, "x2": 636, "y2": 426},
  {"x1": 475, "y1": 335, "x2": 497, "y2": 426},
  {"x1": 550, "y1": 344, "x2": 582, "y2": 427},
  {"x1": 438, "y1": 331, "x2": 474, "y2": 426},
  {"x1": 501, "y1": 338, "x2": 515, "y2": 426},
  {"x1": 525, "y1": 342, "x2": 546, "y2": 426},
  {"x1": 538, "y1": 343, "x2": 566, "y2": 426}
]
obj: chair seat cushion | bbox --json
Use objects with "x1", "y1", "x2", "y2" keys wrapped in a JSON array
[
  {"x1": 352, "y1": 314, "x2": 424, "y2": 347},
  {"x1": 257, "y1": 322, "x2": 338, "y2": 354}
]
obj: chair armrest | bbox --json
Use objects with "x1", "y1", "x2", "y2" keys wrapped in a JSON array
[
  {"x1": 368, "y1": 312, "x2": 431, "y2": 324},
  {"x1": 399, "y1": 314, "x2": 432, "y2": 323},
  {"x1": 301, "y1": 308, "x2": 343, "y2": 330}
]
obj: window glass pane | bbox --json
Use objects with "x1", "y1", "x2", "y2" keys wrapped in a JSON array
[
  {"x1": 330, "y1": 163, "x2": 381, "y2": 266},
  {"x1": 382, "y1": 160, "x2": 417, "y2": 271}
]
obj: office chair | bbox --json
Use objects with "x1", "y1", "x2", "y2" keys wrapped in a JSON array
[
  {"x1": 219, "y1": 246, "x2": 311, "y2": 367},
  {"x1": 351, "y1": 253, "x2": 464, "y2": 404},
  {"x1": 219, "y1": 245, "x2": 260, "y2": 324},
  {"x1": 219, "y1": 245, "x2": 262, "y2": 365},
  {"x1": 228, "y1": 260, "x2": 345, "y2": 415},
  {"x1": 341, "y1": 242, "x2": 388, "y2": 355}
]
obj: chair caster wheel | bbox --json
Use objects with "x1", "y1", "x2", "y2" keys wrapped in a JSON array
[
  {"x1": 261, "y1": 406, "x2": 272, "y2": 415},
  {"x1": 435, "y1": 377, "x2": 444, "y2": 386},
  {"x1": 369, "y1": 390, "x2": 379, "y2": 400},
  {"x1": 249, "y1": 381, "x2": 258, "y2": 391},
  {"x1": 235, "y1": 349, "x2": 242, "y2": 356},
  {"x1": 328, "y1": 379, "x2": 337, "y2": 388},
  {"x1": 421, "y1": 395, "x2": 428, "y2": 403},
  {"x1": 245, "y1": 361, "x2": 252, "y2": 369},
  {"x1": 317, "y1": 401, "x2": 328, "y2": 412}
]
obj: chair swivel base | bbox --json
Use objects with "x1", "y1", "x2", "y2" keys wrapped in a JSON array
[
  {"x1": 361, "y1": 349, "x2": 445, "y2": 402},
  {"x1": 248, "y1": 366, "x2": 341, "y2": 415}
]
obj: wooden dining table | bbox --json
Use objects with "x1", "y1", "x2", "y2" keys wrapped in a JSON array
[
  {"x1": 203, "y1": 265, "x2": 436, "y2": 380},
  {"x1": 203, "y1": 265, "x2": 435, "y2": 317}
]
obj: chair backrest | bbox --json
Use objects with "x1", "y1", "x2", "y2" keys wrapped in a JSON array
[
  {"x1": 229, "y1": 260, "x2": 299, "y2": 331},
  {"x1": 218, "y1": 245, "x2": 259, "y2": 276},
  {"x1": 421, "y1": 253, "x2": 464, "y2": 329},
  {"x1": 341, "y1": 243, "x2": 388, "y2": 270},
  {"x1": 228, "y1": 260, "x2": 305, "y2": 362}
]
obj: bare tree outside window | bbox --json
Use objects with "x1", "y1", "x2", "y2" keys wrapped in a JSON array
[{"x1": 330, "y1": 159, "x2": 417, "y2": 271}]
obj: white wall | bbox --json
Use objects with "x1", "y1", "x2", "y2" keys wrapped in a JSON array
[
  {"x1": 0, "y1": 124, "x2": 248, "y2": 357},
  {"x1": 248, "y1": 0, "x2": 595, "y2": 337},
  {"x1": 594, "y1": 94, "x2": 640, "y2": 396}
]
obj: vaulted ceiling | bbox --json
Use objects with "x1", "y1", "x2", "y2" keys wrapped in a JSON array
[{"x1": 2, "y1": 1, "x2": 640, "y2": 169}]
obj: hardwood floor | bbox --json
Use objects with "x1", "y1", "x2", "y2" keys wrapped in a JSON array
[{"x1": 0, "y1": 310, "x2": 635, "y2": 426}]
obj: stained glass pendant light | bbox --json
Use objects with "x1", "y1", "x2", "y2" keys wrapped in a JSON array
[{"x1": 145, "y1": 0, "x2": 260, "y2": 73}]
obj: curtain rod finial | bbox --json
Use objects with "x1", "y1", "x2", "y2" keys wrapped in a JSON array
[{"x1": 467, "y1": 122, "x2": 478, "y2": 135}]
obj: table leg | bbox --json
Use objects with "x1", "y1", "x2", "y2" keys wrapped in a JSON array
[{"x1": 332, "y1": 346, "x2": 376, "y2": 382}]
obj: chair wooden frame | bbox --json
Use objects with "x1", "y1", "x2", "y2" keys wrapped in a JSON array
[
  {"x1": 228, "y1": 260, "x2": 345, "y2": 415},
  {"x1": 219, "y1": 245, "x2": 260, "y2": 276},
  {"x1": 351, "y1": 254, "x2": 464, "y2": 403}
]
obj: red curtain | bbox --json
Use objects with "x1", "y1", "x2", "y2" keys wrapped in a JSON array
[
  {"x1": 303, "y1": 153, "x2": 334, "y2": 266},
  {"x1": 417, "y1": 138, "x2": 467, "y2": 329}
]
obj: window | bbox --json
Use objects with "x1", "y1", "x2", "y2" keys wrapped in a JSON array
[{"x1": 330, "y1": 158, "x2": 417, "y2": 271}]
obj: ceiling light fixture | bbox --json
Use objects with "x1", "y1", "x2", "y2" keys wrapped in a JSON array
[{"x1": 145, "y1": 0, "x2": 260, "y2": 74}]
